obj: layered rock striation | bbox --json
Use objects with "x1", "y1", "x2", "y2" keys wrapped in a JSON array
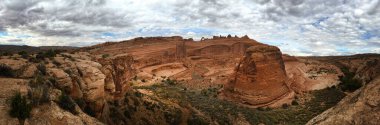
[{"x1": 223, "y1": 45, "x2": 292, "y2": 106}]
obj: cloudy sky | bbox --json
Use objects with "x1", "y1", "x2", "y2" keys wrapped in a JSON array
[{"x1": 0, "y1": 0, "x2": 380, "y2": 56}]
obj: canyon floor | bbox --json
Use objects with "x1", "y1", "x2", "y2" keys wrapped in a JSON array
[{"x1": 0, "y1": 36, "x2": 379, "y2": 125}]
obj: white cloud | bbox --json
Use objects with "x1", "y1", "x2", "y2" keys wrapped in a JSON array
[{"x1": 0, "y1": 0, "x2": 379, "y2": 55}]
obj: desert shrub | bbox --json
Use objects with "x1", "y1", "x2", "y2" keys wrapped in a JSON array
[
  {"x1": 36, "y1": 52, "x2": 45, "y2": 60},
  {"x1": 291, "y1": 100, "x2": 299, "y2": 105},
  {"x1": 18, "y1": 51, "x2": 27, "y2": 56},
  {"x1": 58, "y1": 92, "x2": 78, "y2": 115},
  {"x1": 1, "y1": 52, "x2": 11, "y2": 56},
  {"x1": 102, "y1": 54, "x2": 110, "y2": 58},
  {"x1": 35, "y1": 50, "x2": 59, "y2": 60},
  {"x1": 44, "y1": 49, "x2": 58, "y2": 59},
  {"x1": 28, "y1": 75, "x2": 51, "y2": 106},
  {"x1": 28, "y1": 85, "x2": 50, "y2": 106},
  {"x1": 265, "y1": 107, "x2": 272, "y2": 111},
  {"x1": 133, "y1": 76, "x2": 138, "y2": 81},
  {"x1": 134, "y1": 91, "x2": 143, "y2": 98},
  {"x1": 18, "y1": 51, "x2": 28, "y2": 58},
  {"x1": 84, "y1": 106, "x2": 96, "y2": 117},
  {"x1": 141, "y1": 79, "x2": 146, "y2": 83},
  {"x1": 74, "y1": 98, "x2": 86, "y2": 109},
  {"x1": 9, "y1": 93, "x2": 32, "y2": 125},
  {"x1": 37, "y1": 63, "x2": 47, "y2": 75},
  {"x1": 0, "y1": 64, "x2": 14, "y2": 77},
  {"x1": 164, "y1": 108, "x2": 182, "y2": 125},
  {"x1": 187, "y1": 114, "x2": 209, "y2": 125},
  {"x1": 18, "y1": 51, "x2": 29, "y2": 59},
  {"x1": 28, "y1": 57, "x2": 40, "y2": 63},
  {"x1": 61, "y1": 54, "x2": 76, "y2": 61},
  {"x1": 257, "y1": 107, "x2": 265, "y2": 111},
  {"x1": 163, "y1": 78, "x2": 177, "y2": 85},
  {"x1": 282, "y1": 103, "x2": 289, "y2": 109},
  {"x1": 52, "y1": 60, "x2": 61, "y2": 66}
]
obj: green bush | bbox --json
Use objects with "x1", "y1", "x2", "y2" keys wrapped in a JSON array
[
  {"x1": 339, "y1": 67, "x2": 362, "y2": 92},
  {"x1": 52, "y1": 60, "x2": 61, "y2": 66},
  {"x1": 84, "y1": 106, "x2": 96, "y2": 117},
  {"x1": 163, "y1": 78, "x2": 177, "y2": 85},
  {"x1": 28, "y1": 57, "x2": 40, "y2": 63},
  {"x1": 187, "y1": 114, "x2": 209, "y2": 125},
  {"x1": 9, "y1": 93, "x2": 32, "y2": 125},
  {"x1": 44, "y1": 49, "x2": 58, "y2": 59},
  {"x1": 291, "y1": 100, "x2": 299, "y2": 105},
  {"x1": 1, "y1": 52, "x2": 11, "y2": 56},
  {"x1": 0, "y1": 64, "x2": 14, "y2": 77},
  {"x1": 28, "y1": 76, "x2": 51, "y2": 106},
  {"x1": 282, "y1": 103, "x2": 289, "y2": 109},
  {"x1": 102, "y1": 54, "x2": 110, "y2": 58},
  {"x1": 58, "y1": 92, "x2": 78, "y2": 115},
  {"x1": 18, "y1": 51, "x2": 29, "y2": 59},
  {"x1": 257, "y1": 107, "x2": 265, "y2": 111},
  {"x1": 37, "y1": 63, "x2": 47, "y2": 75},
  {"x1": 36, "y1": 52, "x2": 45, "y2": 60}
]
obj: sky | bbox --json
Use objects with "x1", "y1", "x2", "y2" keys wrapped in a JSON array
[{"x1": 0, "y1": 0, "x2": 380, "y2": 56}]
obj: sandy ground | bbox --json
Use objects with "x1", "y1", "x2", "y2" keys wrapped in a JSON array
[{"x1": 285, "y1": 61, "x2": 342, "y2": 91}]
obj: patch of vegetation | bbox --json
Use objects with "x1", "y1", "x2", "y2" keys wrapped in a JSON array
[
  {"x1": 0, "y1": 63, "x2": 14, "y2": 77},
  {"x1": 291, "y1": 100, "x2": 299, "y2": 105},
  {"x1": 9, "y1": 92, "x2": 32, "y2": 125},
  {"x1": 137, "y1": 81, "x2": 346, "y2": 125},
  {"x1": 84, "y1": 105, "x2": 96, "y2": 117},
  {"x1": 36, "y1": 63, "x2": 47, "y2": 75},
  {"x1": 27, "y1": 84, "x2": 50, "y2": 106},
  {"x1": 28, "y1": 57, "x2": 40, "y2": 63},
  {"x1": 162, "y1": 78, "x2": 177, "y2": 85},
  {"x1": 18, "y1": 51, "x2": 29, "y2": 59},
  {"x1": 1, "y1": 51, "x2": 11, "y2": 56},
  {"x1": 164, "y1": 108, "x2": 182, "y2": 125},
  {"x1": 187, "y1": 114, "x2": 210, "y2": 125},
  {"x1": 61, "y1": 54, "x2": 76, "y2": 61},
  {"x1": 35, "y1": 49, "x2": 60, "y2": 61},
  {"x1": 58, "y1": 92, "x2": 78, "y2": 115},
  {"x1": 338, "y1": 67, "x2": 362, "y2": 92},
  {"x1": 52, "y1": 60, "x2": 61, "y2": 67},
  {"x1": 102, "y1": 54, "x2": 110, "y2": 58}
]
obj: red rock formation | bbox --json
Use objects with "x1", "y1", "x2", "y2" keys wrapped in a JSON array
[
  {"x1": 223, "y1": 44, "x2": 291, "y2": 106},
  {"x1": 176, "y1": 41, "x2": 186, "y2": 59},
  {"x1": 99, "y1": 55, "x2": 135, "y2": 93}
]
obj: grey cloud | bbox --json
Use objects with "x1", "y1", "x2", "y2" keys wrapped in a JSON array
[
  {"x1": 0, "y1": 0, "x2": 379, "y2": 56},
  {"x1": 0, "y1": 0, "x2": 131, "y2": 37},
  {"x1": 7, "y1": 39, "x2": 23, "y2": 42},
  {"x1": 254, "y1": 0, "x2": 271, "y2": 5}
]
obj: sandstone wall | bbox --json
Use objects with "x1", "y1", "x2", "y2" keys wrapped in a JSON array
[{"x1": 223, "y1": 45, "x2": 291, "y2": 106}]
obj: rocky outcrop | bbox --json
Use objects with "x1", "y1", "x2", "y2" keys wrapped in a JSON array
[
  {"x1": 75, "y1": 60, "x2": 106, "y2": 115},
  {"x1": 99, "y1": 54, "x2": 135, "y2": 93},
  {"x1": 223, "y1": 45, "x2": 292, "y2": 106},
  {"x1": 28, "y1": 103, "x2": 104, "y2": 125},
  {"x1": 176, "y1": 41, "x2": 186, "y2": 59},
  {"x1": 307, "y1": 76, "x2": 380, "y2": 125}
]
